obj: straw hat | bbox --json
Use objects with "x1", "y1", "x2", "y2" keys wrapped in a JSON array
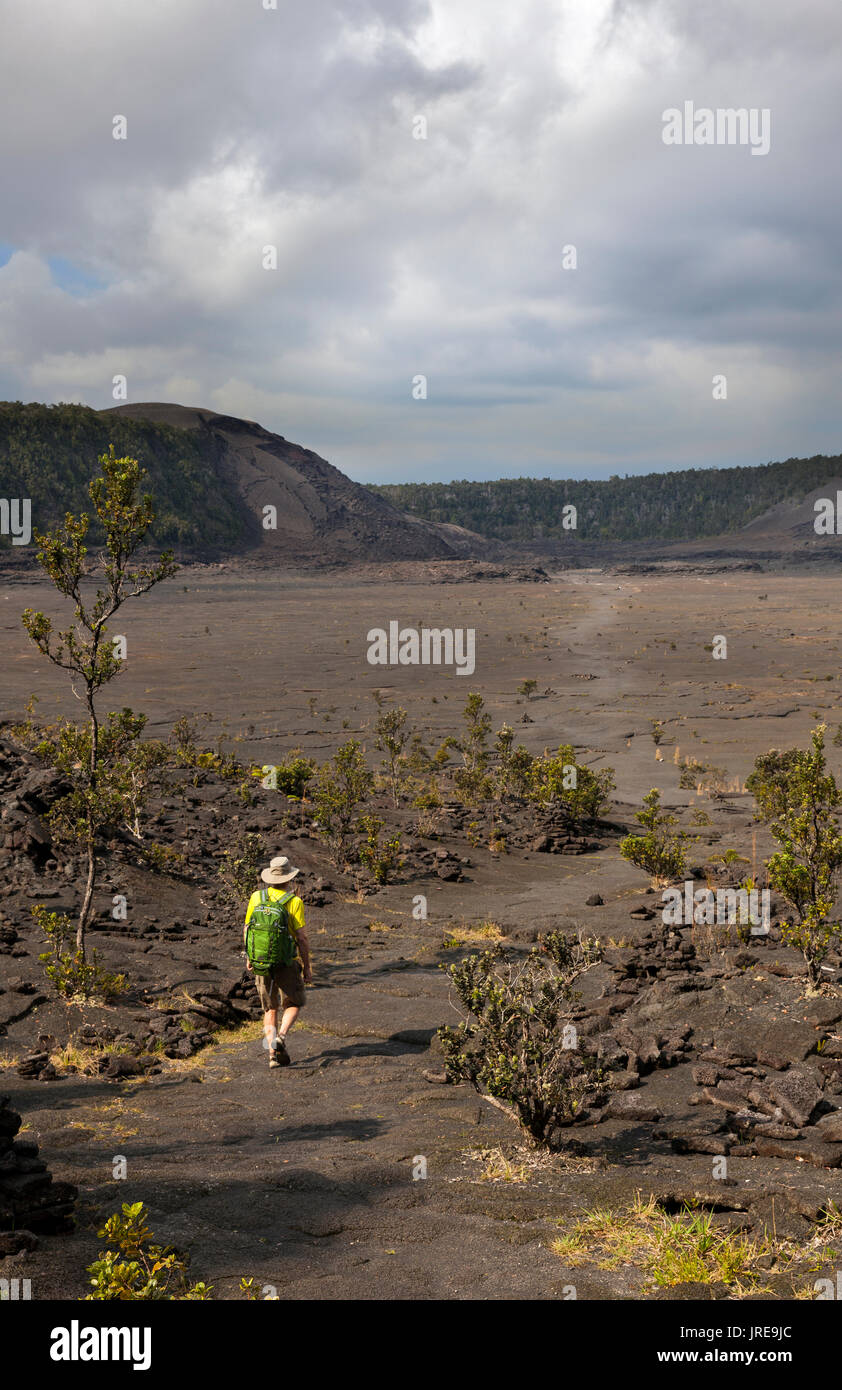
[{"x1": 260, "y1": 855, "x2": 300, "y2": 886}]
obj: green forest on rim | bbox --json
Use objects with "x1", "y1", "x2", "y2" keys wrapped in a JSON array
[{"x1": 370, "y1": 455, "x2": 842, "y2": 542}]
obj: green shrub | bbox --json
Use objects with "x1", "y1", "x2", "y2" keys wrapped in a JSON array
[
  {"x1": 239, "y1": 1277, "x2": 278, "y2": 1301},
  {"x1": 169, "y1": 713, "x2": 212, "y2": 762},
  {"x1": 34, "y1": 906, "x2": 127, "y2": 1002},
  {"x1": 357, "y1": 814, "x2": 402, "y2": 885},
  {"x1": 216, "y1": 832, "x2": 264, "y2": 908},
  {"x1": 253, "y1": 754, "x2": 316, "y2": 799},
  {"x1": 313, "y1": 740, "x2": 374, "y2": 864},
  {"x1": 439, "y1": 931, "x2": 604, "y2": 1147},
  {"x1": 374, "y1": 706, "x2": 410, "y2": 806},
  {"x1": 169, "y1": 713, "x2": 247, "y2": 784},
  {"x1": 530, "y1": 744, "x2": 614, "y2": 827},
  {"x1": 139, "y1": 841, "x2": 188, "y2": 875},
  {"x1": 678, "y1": 757, "x2": 706, "y2": 789},
  {"x1": 493, "y1": 724, "x2": 534, "y2": 801},
  {"x1": 85, "y1": 1202, "x2": 211, "y2": 1300},
  {"x1": 747, "y1": 727, "x2": 842, "y2": 984},
  {"x1": 451, "y1": 693, "x2": 493, "y2": 805},
  {"x1": 620, "y1": 788, "x2": 687, "y2": 884},
  {"x1": 413, "y1": 781, "x2": 442, "y2": 811},
  {"x1": 275, "y1": 755, "x2": 316, "y2": 798},
  {"x1": 678, "y1": 757, "x2": 727, "y2": 792}
]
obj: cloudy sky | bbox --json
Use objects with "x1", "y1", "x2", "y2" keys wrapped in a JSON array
[{"x1": 0, "y1": 0, "x2": 840, "y2": 482}]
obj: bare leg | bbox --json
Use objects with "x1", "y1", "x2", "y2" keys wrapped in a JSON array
[
  {"x1": 263, "y1": 1007, "x2": 278, "y2": 1049},
  {"x1": 279, "y1": 1004, "x2": 299, "y2": 1039}
]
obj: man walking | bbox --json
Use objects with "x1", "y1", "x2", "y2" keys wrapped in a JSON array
[{"x1": 244, "y1": 855, "x2": 312, "y2": 1069}]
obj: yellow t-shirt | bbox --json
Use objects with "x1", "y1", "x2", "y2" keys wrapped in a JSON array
[{"x1": 244, "y1": 888, "x2": 305, "y2": 938}]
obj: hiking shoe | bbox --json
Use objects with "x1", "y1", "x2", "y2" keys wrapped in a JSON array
[{"x1": 273, "y1": 1037, "x2": 291, "y2": 1067}]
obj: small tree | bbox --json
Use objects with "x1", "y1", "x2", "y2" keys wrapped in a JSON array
[
  {"x1": 21, "y1": 447, "x2": 177, "y2": 955},
  {"x1": 439, "y1": 931, "x2": 604, "y2": 1146},
  {"x1": 374, "y1": 705, "x2": 410, "y2": 807},
  {"x1": 492, "y1": 724, "x2": 534, "y2": 802},
  {"x1": 406, "y1": 733, "x2": 435, "y2": 778},
  {"x1": 747, "y1": 727, "x2": 842, "y2": 984},
  {"x1": 620, "y1": 788, "x2": 687, "y2": 885},
  {"x1": 452, "y1": 692, "x2": 493, "y2": 804},
  {"x1": 313, "y1": 739, "x2": 374, "y2": 865},
  {"x1": 518, "y1": 679, "x2": 538, "y2": 701},
  {"x1": 217, "y1": 832, "x2": 265, "y2": 910}
]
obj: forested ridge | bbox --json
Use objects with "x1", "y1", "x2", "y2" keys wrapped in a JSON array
[
  {"x1": 3, "y1": 401, "x2": 840, "y2": 552},
  {"x1": 0, "y1": 402, "x2": 251, "y2": 552},
  {"x1": 369, "y1": 455, "x2": 842, "y2": 542}
]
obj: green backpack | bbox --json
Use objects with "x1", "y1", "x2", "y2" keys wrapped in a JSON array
[{"x1": 245, "y1": 889, "x2": 298, "y2": 974}]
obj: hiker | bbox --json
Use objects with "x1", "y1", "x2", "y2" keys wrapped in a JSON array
[{"x1": 243, "y1": 856, "x2": 312, "y2": 1069}]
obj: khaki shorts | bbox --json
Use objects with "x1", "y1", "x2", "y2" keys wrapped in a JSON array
[{"x1": 253, "y1": 961, "x2": 306, "y2": 1012}]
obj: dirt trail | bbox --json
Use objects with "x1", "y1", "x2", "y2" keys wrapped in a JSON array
[
  {"x1": 18, "y1": 922, "x2": 582, "y2": 1301},
  {"x1": 19, "y1": 902, "x2": 842, "y2": 1303}
]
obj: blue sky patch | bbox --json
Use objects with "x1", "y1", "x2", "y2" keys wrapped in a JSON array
[{"x1": 48, "y1": 256, "x2": 105, "y2": 296}]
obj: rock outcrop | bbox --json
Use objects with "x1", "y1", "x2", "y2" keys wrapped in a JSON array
[{"x1": 0, "y1": 1095, "x2": 76, "y2": 1253}]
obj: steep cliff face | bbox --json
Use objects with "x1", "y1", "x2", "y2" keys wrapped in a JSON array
[{"x1": 103, "y1": 403, "x2": 483, "y2": 562}]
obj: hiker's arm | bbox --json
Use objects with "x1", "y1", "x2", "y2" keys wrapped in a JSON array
[
  {"x1": 297, "y1": 927, "x2": 312, "y2": 981},
  {"x1": 243, "y1": 897, "x2": 254, "y2": 971},
  {"x1": 289, "y1": 897, "x2": 311, "y2": 981}
]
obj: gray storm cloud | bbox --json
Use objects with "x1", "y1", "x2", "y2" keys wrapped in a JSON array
[{"x1": 0, "y1": 0, "x2": 839, "y2": 481}]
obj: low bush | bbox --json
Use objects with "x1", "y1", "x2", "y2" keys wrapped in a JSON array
[
  {"x1": 620, "y1": 788, "x2": 687, "y2": 885},
  {"x1": 34, "y1": 906, "x2": 126, "y2": 1002},
  {"x1": 439, "y1": 930, "x2": 603, "y2": 1146},
  {"x1": 85, "y1": 1202, "x2": 211, "y2": 1300}
]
